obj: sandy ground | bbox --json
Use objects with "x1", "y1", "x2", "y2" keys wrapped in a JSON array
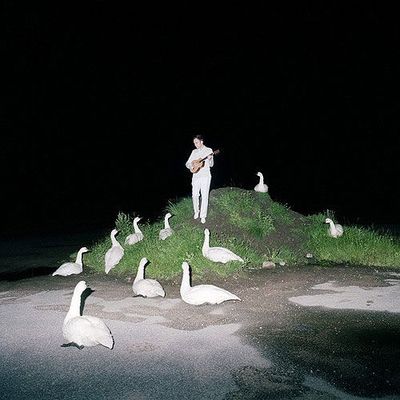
[{"x1": 1, "y1": 262, "x2": 400, "y2": 399}]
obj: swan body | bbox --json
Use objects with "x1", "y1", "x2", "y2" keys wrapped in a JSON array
[
  {"x1": 254, "y1": 171, "x2": 268, "y2": 193},
  {"x1": 62, "y1": 281, "x2": 114, "y2": 349},
  {"x1": 159, "y1": 212, "x2": 174, "y2": 240},
  {"x1": 132, "y1": 257, "x2": 165, "y2": 298},
  {"x1": 52, "y1": 247, "x2": 89, "y2": 276},
  {"x1": 105, "y1": 229, "x2": 124, "y2": 274},
  {"x1": 325, "y1": 218, "x2": 344, "y2": 238},
  {"x1": 180, "y1": 262, "x2": 241, "y2": 305},
  {"x1": 125, "y1": 217, "x2": 144, "y2": 245},
  {"x1": 202, "y1": 228, "x2": 244, "y2": 264},
  {"x1": 132, "y1": 279, "x2": 166, "y2": 298}
]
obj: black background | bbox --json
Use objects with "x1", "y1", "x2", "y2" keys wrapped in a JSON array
[{"x1": 1, "y1": 3, "x2": 399, "y2": 236}]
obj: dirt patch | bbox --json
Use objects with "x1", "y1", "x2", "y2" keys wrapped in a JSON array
[{"x1": 200, "y1": 187, "x2": 310, "y2": 259}]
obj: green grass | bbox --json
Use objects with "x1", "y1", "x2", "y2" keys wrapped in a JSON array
[
  {"x1": 262, "y1": 247, "x2": 298, "y2": 266},
  {"x1": 306, "y1": 213, "x2": 400, "y2": 267},
  {"x1": 85, "y1": 209, "x2": 254, "y2": 280},
  {"x1": 269, "y1": 201, "x2": 295, "y2": 225},
  {"x1": 212, "y1": 189, "x2": 275, "y2": 237},
  {"x1": 83, "y1": 189, "x2": 400, "y2": 279}
]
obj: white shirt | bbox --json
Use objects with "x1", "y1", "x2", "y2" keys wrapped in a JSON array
[{"x1": 185, "y1": 145, "x2": 214, "y2": 181}]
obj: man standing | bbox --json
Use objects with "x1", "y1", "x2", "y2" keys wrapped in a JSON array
[{"x1": 185, "y1": 134, "x2": 214, "y2": 224}]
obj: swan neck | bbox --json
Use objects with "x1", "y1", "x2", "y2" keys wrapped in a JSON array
[
  {"x1": 134, "y1": 221, "x2": 142, "y2": 234},
  {"x1": 65, "y1": 287, "x2": 83, "y2": 323},
  {"x1": 164, "y1": 217, "x2": 170, "y2": 229},
  {"x1": 259, "y1": 174, "x2": 264, "y2": 184},
  {"x1": 134, "y1": 264, "x2": 145, "y2": 283},
  {"x1": 181, "y1": 267, "x2": 191, "y2": 293},
  {"x1": 75, "y1": 250, "x2": 84, "y2": 266},
  {"x1": 111, "y1": 233, "x2": 119, "y2": 247},
  {"x1": 202, "y1": 233, "x2": 210, "y2": 254}
]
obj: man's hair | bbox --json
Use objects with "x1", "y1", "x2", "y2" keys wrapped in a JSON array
[{"x1": 193, "y1": 134, "x2": 204, "y2": 142}]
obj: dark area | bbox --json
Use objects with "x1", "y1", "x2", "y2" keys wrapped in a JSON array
[
  {"x1": 258, "y1": 309, "x2": 400, "y2": 397},
  {"x1": 0, "y1": 266, "x2": 55, "y2": 282},
  {"x1": 1, "y1": 3, "x2": 399, "y2": 238}
]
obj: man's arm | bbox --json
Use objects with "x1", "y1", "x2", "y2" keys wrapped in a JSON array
[
  {"x1": 185, "y1": 150, "x2": 196, "y2": 170},
  {"x1": 208, "y1": 148, "x2": 214, "y2": 168}
]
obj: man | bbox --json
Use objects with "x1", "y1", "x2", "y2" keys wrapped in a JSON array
[{"x1": 185, "y1": 134, "x2": 214, "y2": 224}]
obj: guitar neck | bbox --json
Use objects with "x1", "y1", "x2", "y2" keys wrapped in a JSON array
[{"x1": 200, "y1": 150, "x2": 219, "y2": 162}]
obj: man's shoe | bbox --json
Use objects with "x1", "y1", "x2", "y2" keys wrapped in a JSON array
[{"x1": 201, "y1": 218, "x2": 206, "y2": 224}]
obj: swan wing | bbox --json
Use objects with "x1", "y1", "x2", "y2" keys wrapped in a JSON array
[
  {"x1": 182, "y1": 284, "x2": 241, "y2": 305},
  {"x1": 52, "y1": 262, "x2": 82, "y2": 276},
  {"x1": 336, "y1": 224, "x2": 344, "y2": 235},
  {"x1": 125, "y1": 233, "x2": 144, "y2": 245},
  {"x1": 159, "y1": 228, "x2": 173, "y2": 240},
  {"x1": 328, "y1": 224, "x2": 344, "y2": 238},
  {"x1": 206, "y1": 247, "x2": 244, "y2": 263},
  {"x1": 105, "y1": 246, "x2": 124, "y2": 271},
  {"x1": 125, "y1": 234, "x2": 138, "y2": 245},
  {"x1": 63, "y1": 316, "x2": 113, "y2": 349},
  {"x1": 83, "y1": 316, "x2": 114, "y2": 349},
  {"x1": 254, "y1": 184, "x2": 268, "y2": 193},
  {"x1": 133, "y1": 279, "x2": 165, "y2": 297}
]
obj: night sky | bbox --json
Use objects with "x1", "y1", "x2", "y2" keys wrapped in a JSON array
[{"x1": 1, "y1": 3, "x2": 399, "y2": 236}]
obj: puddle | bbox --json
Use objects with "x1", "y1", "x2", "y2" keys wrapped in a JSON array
[{"x1": 289, "y1": 280, "x2": 400, "y2": 313}]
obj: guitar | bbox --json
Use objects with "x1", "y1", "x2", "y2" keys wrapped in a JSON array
[{"x1": 190, "y1": 149, "x2": 220, "y2": 173}]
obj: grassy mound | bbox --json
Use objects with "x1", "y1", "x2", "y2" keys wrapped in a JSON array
[{"x1": 84, "y1": 187, "x2": 400, "y2": 279}]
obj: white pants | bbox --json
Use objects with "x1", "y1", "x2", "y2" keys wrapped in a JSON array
[{"x1": 192, "y1": 176, "x2": 211, "y2": 218}]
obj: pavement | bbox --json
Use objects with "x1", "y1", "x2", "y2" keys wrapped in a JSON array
[{"x1": 0, "y1": 264, "x2": 400, "y2": 399}]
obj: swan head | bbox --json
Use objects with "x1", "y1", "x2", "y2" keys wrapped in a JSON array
[
  {"x1": 111, "y1": 228, "x2": 119, "y2": 236},
  {"x1": 134, "y1": 217, "x2": 142, "y2": 223},
  {"x1": 139, "y1": 257, "x2": 148, "y2": 267},
  {"x1": 75, "y1": 280, "x2": 87, "y2": 292},
  {"x1": 256, "y1": 171, "x2": 262, "y2": 177},
  {"x1": 325, "y1": 218, "x2": 333, "y2": 224},
  {"x1": 181, "y1": 261, "x2": 190, "y2": 271},
  {"x1": 165, "y1": 212, "x2": 172, "y2": 219},
  {"x1": 80, "y1": 247, "x2": 89, "y2": 253},
  {"x1": 204, "y1": 228, "x2": 210, "y2": 236}
]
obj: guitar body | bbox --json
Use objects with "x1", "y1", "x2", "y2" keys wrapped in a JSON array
[
  {"x1": 190, "y1": 149, "x2": 220, "y2": 174},
  {"x1": 190, "y1": 158, "x2": 206, "y2": 173}
]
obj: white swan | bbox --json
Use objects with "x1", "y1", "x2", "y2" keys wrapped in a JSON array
[
  {"x1": 325, "y1": 218, "x2": 344, "y2": 238},
  {"x1": 105, "y1": 229, "x2": 124, "y2": 274},
  {"x1": 132, "y1": 257, "x2": 165, "y2": 298},
  {"x1": 202, "y1": 228, "x2": 244, "y2": 264},
  {"x1": 180, "y1": 261, "x2": 241, "y2": 305},
  {"x1": 62, "y1": 280, "x2": 114, "y2": 349},
  {"x1": 254, "y1": 171, "x2": 268, "y2": 193},
  {"x1": 125, "y1": 217, "x2": 144, "y2": 245},
  {"x1": 159, "y1": 212, "x2": 174, "y2": 240},
  {"x1": 52, "y1": 247, "x2": 89, "y2": 276}
]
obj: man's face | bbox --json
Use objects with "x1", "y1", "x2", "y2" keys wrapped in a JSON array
[{"x1": 193, "y1": 138, "x2": 203, "y2": 149}]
